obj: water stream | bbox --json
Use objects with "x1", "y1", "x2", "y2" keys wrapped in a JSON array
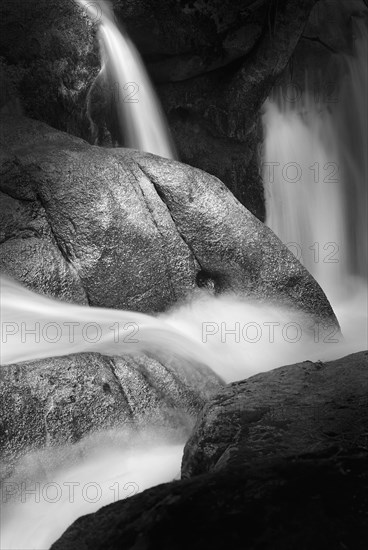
[
  {"x1": 1, "y1": 12, "x2": 367, "y2": 550},
  {"x1": 263, "y1": 18, "x2": 367, "y2": 302},
  {"x1": 77, "y1": 0, "x2": 176, "y2": 158}
]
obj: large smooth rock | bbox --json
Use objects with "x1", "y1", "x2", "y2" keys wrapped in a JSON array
[
  {"x1": 0, "y1": 114, "x2": 338, "y2": 328},
  {"x1": 0, "y1": 352, "x2": 221, "y2": 466},
  {"x1": 51, "y1": 450, "x2": 368, "y2": 550},
  {"x1": 181, "y1": 351, "x2": 368, "y2": 478}
]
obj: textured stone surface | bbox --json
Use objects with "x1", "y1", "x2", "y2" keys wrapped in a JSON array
[
  {"x1": 0, "y1": 0, "x2": 97, "y2": 138},
  {"x1": 181, "y1": 351, "x2": 368, "y2": 478},
  {"x1": 51, "y1": 450, "x2": 368, "y2": 550},
  {"x1": 50, "y1": 351, "x2": 368, "y2": 550},
  {"x1": 0, "y1": 351, "x2": 221, "y2": 466},
  {"x1": 0, "y1": 114, "x2": 338, "y2": 328}
]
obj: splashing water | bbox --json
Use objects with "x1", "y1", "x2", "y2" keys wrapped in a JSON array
[
  {"x1": 77, "y1": 0, "x2": 176, "y2": 158},
  {"x1": 2, "y1": 283, "x2": 367, "y2": 550}
]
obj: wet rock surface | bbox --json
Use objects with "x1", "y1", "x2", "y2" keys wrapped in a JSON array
[
  {"x1": 108, "y1": 0, "x2": 319, "y2": 219},
  {"x1": 276, "y1": 0, "x2": 368, "y2": 101},
  {"x1": 0, "y1": 351, "x2": 221, "y2": 468},
  {"x1": 0, "y1": 115, "x2": 338, "y2": 327}
]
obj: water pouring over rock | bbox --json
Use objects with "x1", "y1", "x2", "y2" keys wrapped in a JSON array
[{"x1": 78, "y1": 0, "x2": 176, "y2": 157}]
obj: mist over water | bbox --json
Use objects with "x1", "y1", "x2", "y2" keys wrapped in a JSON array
[
  {"x1": 1, "y1": 14, "x2": 367, "y2": 550},
  {"x1": 1, "y1": 430, "x2": 184, "y2": 550}
]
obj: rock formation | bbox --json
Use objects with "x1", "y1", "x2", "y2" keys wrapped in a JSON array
[
  {"x1": 0, "y1": 114, "x2": 338, "y2": 327},
  {"x1": 51, "y1": 351, "x2": 368, "y2": 550},
  {"x1": 0, "y1": 0, "x2": 319, "y2": 218},
  {"x1": 182, "y1": 351, "x2": 368, "y2": 477},
  {"x1": 0, "y1": 351, "x2": 221, "y2": 467}
]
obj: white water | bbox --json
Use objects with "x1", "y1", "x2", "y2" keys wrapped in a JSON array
[
  {"x1": 1, "y1": 430, "x2": 184, "y2": 550},
  {"x1": 77, "y1": 0, "x2": 176, "y2": 158},
  {"x1": 2, "y1": 275, "x2": 367, "y2": 383},
  {"x1": 1, "y1": 15, "x2": 368, "y2": 550},
  {"x1": 2, "y1": 284, "x2": 366, "y2": 550},
  {"x1": 263, "y1": 19, "x2": 368, "y2": 304}
]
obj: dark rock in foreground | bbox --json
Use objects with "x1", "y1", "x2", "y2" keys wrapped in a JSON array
[
  {"x1": 182, "y1": 351, "x2": 368, "y2": 478},
  {"x1": 51, "y1": 450, "x2": 368, "y2": 550},
  {"x1": 0, "y1": 352, "x2": 221, "y2": 466},
  {"x1": 0, "y1": 114, "x2": 338, "y2": 329},
  {"x1": 51, "y1": 351, "x2": 368, "y2": 549}
]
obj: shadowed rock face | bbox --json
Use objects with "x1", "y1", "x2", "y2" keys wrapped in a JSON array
[
  {"x1": 0, "y1": 0, "x2": 320, "y2": 218},
  {"x1": 50, "y1": 453, "x2": 368, "y2": 550},
  {"x1": 50, "y1": 352, "x2": 368, "y2": 550},
  {"x1": 3, "y1": 1, "x2": 364, "y2": 220},
  {"x1": 181, "y1": 351, "x2": 368, "y2": 478},
  {"x1": 0, "y1": 114, "x2": 338, "y2": 329}
]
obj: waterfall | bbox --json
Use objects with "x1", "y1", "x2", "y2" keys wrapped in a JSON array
[
  {"x1": 2, "y1": 13, "x2": 368, "y2": 550},
  {"x1": 77, "y1": 0, "x2": 176, "y2": 159},
  {"x1": 263, "y1": 19, "x2": 368, "y2": 301}
]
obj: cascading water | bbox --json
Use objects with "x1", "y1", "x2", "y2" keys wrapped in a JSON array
[
  {"x1": 77, "y1": 0, "x2": 176, "y2": 159},
  {"x1": 2, "y1": 275, "x2": 365, "y2": 383},
  {"x1": 1, "y1": 14, "x2": 368, "y2": 550},
  {"x1": 263, "y1": 18, "x2": 368, "y2": 307},
  {"x1": 2, "y1": 288, "x2": 366, "y2": 550}
]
